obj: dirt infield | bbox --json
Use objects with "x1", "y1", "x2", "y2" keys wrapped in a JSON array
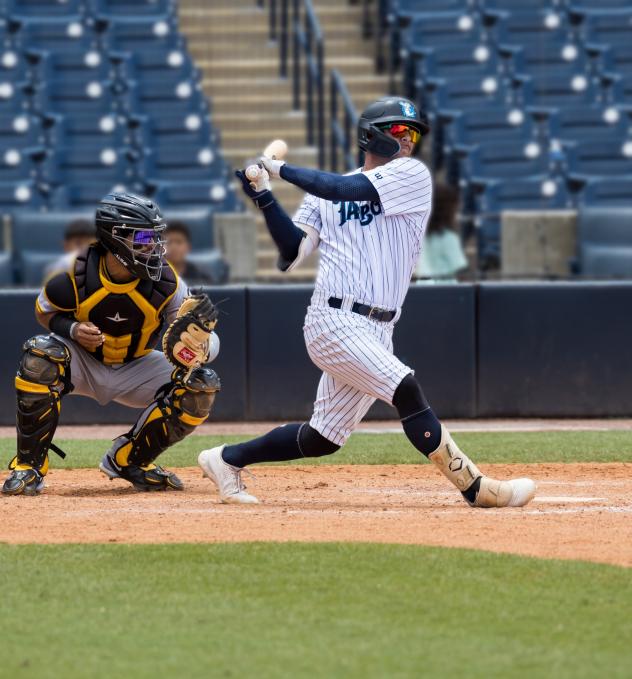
[{"x1": 2, "y1": 462, "x2": 631, "y2": 567}]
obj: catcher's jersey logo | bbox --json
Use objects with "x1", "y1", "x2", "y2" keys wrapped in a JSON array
[{"x1": 106, "y1": 312, "x2": 128, "y2": 323}]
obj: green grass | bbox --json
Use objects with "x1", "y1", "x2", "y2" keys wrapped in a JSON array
[
  {"x1": 1, "y1": 430, "x2": 632, "y2": 469},
  {"x1": 0, "y1": 543, "x2": 629, "y2": 679}
]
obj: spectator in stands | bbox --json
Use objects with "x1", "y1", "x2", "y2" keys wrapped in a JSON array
[
  {"x1": 415, "y1": 183, "x2": 468, "y2": 281},
  {"x1": 164, "y1": 221, "x2": 213, "y2": 285},
  {"x1": 43, "y1": 219, "x2": 96, "y2": 282}
]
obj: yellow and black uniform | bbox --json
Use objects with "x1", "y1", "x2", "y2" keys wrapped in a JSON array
[{"x1": 36, "y1": 244, "x2": 180, "y2": 365}]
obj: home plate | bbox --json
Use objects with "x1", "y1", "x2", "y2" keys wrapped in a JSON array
[{"x1": 536, "y1": 496, "x2": 607, "y2": 503}]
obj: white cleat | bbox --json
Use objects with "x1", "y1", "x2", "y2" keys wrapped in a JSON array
[
  {"x1": 198, "y1": 445, "x2": 259, "y2": 504},
  {"x1": 471, "y1": 476, "x2": 537, "y2": 508}
]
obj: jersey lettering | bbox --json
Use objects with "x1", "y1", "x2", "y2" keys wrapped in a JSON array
[{"x1": 336, "y1": 200, "x2": 382, "y2": 227}]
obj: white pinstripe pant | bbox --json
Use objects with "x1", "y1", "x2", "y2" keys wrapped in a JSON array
[{"x1": 303, "y1": 301, "x2": 411, "y2": 446}]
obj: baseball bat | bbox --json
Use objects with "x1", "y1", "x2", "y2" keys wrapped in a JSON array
[{"x1": 245, "y1": 139, "x2": 288, "y2": 183}]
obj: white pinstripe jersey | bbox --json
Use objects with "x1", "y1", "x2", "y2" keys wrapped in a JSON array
[{"x1": 293, "y1": 156, "x2": 432, "y2": 311}]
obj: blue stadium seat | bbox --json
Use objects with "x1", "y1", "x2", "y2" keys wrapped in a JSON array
[
  {"x1": 393, "y1": 0, "x2": 473, "y2": 22},
  {"x1": 490, "y1": 12, "x2": 572, "y2": 48},
  {"x1": 0, "y1": 48, "x2": 30, "y2": 85},
  {"x1": 153, "y1": 180, "x2": 241, "y2": 212},
  {"x1": 569, "y1": 1, "x2": 632, "y2": 21},
  {"x1": 7, "y1": 0, "x2": 85, "y2": 18},
  {"x1": 0, "y1": 148, "x2": 38, "y2": 182},
  {"x1": 507, "y1": 42, "x2": 589, "y2": 78},
  {"x1": 0, "y1": 251, "x2": 13, "y2": 284},
  {"x1": 162, "y1": 206, "x2": 215, "y2": 249},
  {"x1": 446, "y1": 107, "x2": 537, "y2": 149},
  {"x1": 88, "y1": 0, "x2": 175, "y2": 19},
  {"x1": 0, "y1": 83, "x2": 30, "y2": 114},
  {"x1": 31, "y1": 48, "x2": 115, "y2": 86},
  {"x1": 461, "y1": 140, "x2": 552, "y2": 187},
  {"x1": 575, "y1": 207, "x2": 632, "y2": 278},
  {"x1": 117, "y1": 47, "x2": 198, "y2": 83},
  {"x1": 517, "y1": 72, "x2": 600, "y2": 110},
  {"x1": 564, "y1": 139, "x2": 632, "y2": 187},
  {"x1": 185, "y1": 249, "x2": 229, "y2": 285},
  {"x1": 480, "y1": 0, "x2": 561, "y2": 12},
  {"x1": 410, "y1": 43, "x2": 502, "y2": 101},
  {"x1": 0, "y1": 179, "x2": 45, "y2": 209},
  {"x1": 547, "y1": 106, "x2": 630, "y2": 145},
  {"x1": 49, "y1": 182, "x2": 136, "y2": 207},
  {"x1": 140, "y1": 143, "x2": 226, "y2": 182},
  {"x1": 608, "y1": 74, "x2": 632, "y2": 107},
  {"x1": 42, "y1": 146, "x2": 135, "y2": 191},
  {"x1": 0, "y1": 112, "x2": 45, "y2": 150},
  {"x1": 130, "y1": 111, "x2": 217, "y2": 149},
  {"x1": 126, "y1": 77, "x2": 208, "y2": 117},
  {"x1": 12, "y1": 18, "x2": 96, "y2": 51},
  {"x1": 429, "y1": 74, "x2": 514, "y2": 118},
  {"x1": 597, "y1": 44, "x2": 632, "y2": 77},
  {"x1": 402, "y1": 12, "x2": 484, "y2": 60},
  {"x1": 100, "y1": 17, "x2": 183, "y2": 54},
  {"x1": 33, "y1": 79, "x2": 119, "y2": 116},
  {"x1": 579, "y1": 177, "x2": 632, "y2": 206},
  {"x1": 48, "y1": 112, "x2": 130, "y2": 148},
  {"x1": 582, "y1": 12, "x2": 632, "y2": 48}
]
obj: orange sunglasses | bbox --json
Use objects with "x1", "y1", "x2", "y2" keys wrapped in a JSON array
[{"x1": 380, "y1": 123, "x2": 421, "y2": 143}]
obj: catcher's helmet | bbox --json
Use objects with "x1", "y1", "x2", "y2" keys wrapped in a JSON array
[
  {"x1": 358, "y1": 96, "x2": 430, "y2": 158},
  {"x1": 95, "y1": 192, "x2": 167, "y2": 282}
]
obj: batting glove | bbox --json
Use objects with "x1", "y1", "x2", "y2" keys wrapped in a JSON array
[
  {"x1": 235, "y1": 169, "x2": 274, "y2": 210},
  {"x1": 259, "y1": 155, "x2": 286, "y2": 178}
]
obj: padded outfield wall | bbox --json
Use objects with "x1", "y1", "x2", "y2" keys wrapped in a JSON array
[{"x1": 0, "y1": 282, "x2": 630, "y2": 424}]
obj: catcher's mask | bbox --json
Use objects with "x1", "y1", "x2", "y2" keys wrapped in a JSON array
[
  {"x1": 95, "y1": 192, "x2": 167, "y2": 281},
  {"x1": 358, "y1": 96, "x2": 430, "y2": 158}
]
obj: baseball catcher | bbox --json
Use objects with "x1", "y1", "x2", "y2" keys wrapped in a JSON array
[{"x1": 2, "y1": 192, "x2": 221, "y2": 496}]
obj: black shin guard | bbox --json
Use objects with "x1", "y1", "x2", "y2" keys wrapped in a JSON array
[
  {"x1": 111, "y1": 367, "x2": 220, "y2": 468},
  {"x1": 13, "y1": 336, "x2": 71, "y2": 472}
]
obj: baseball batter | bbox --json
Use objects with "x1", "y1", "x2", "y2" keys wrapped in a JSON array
[
  {"x1": 199, "y1": 96, "x2": 536, "y2": 508},
  {"x1": 2, "y1": 193, "x2": 220, "y2": 496}
]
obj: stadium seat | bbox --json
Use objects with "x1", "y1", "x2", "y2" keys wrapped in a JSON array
[
  {"x1": 597, "y1": 44, "x2": 632, "y2": 78},
  {"x1": 608, "y1": 75, "x2": 632, "y2": 107},
  {"x1": 125, "y1": 77, "x2": 207, "y2": 117},
  {"x1": 153, "y1": 180, "x2": 241, "y2": 213},
  {"x1": 162, "y1": 206, "x2": 215, "y2": 249},
  {"x1": 31, "y1": 48, "x2": 115, "y2": 86},
  {"x1": 582, "y1": 12, "x2": 632, "y2": 48},
  {"x1": 0, "y1": 179, "x2": 45, "y2": 209},
  {"x1": 88, "y1": 0, "x2": 175, "y2": 20},
  {"x1": 575, "y1": 207, "x2": 632, "y2": 278},
  {"x1": 185, "y1": 249, "x2": 229, "y2": 285},
  {"x1": 116, "y1": 47, "x2": 198, "y2": 84},
  {"x1": 429, "y1": 75, "x2": 514, "y2": 119},
  {"x1": 569, "y1": 1, "x2": 632, "y2": 21},
  {"x1": 140, "y1": 143, "x2": 227, "y2": 183},
  {"x1": 33, "y1": 80, "x2": 120, "y2": 116},
  {"x1": 130, "y1": 111, "x2": 218, "y2": 149},
  {"x1": 478, "y1": 177, "x2": 571, "y2": 213},
  {"x1": 7, "y1": 0, "x2": 85, "y2": 19},
  {"x1": 579, "y1": 177, "x2": 632, "y2": 206},
  {"x1": 12, "y1": 17, "x2": 97, "y2": 51},
  {"x1": 564, "y1": 139, "x2": 632, "y2": 186},
  {"x1": 100, "y1": 17, "x2": 183, "y2": 54},
  {"x1": 49, "y1": 182, "x2": 137, "y2": 207},
  {"x1": 490, "y1": 13, "x2": 572, "y2": 49},
  {"x1": 507, "y1": 42, "x2": 589, "y2": 78},
  {"x1": 547, "y1": 105, "x2": 630, "y2": 145},
  {"x1": 516, "y1": 72, "x2": 600, "y2": 110},
  {"x1": 47, "y1": 112, "x2": 130, "y2": 148},
  {"x1": 401, "y1": 11, "x2": 484, "y2": 60},
  {"x1": 0, "y1": 113, "x2": 45, "y2": 150},
  {"x1": 0, "y1": 82, "x2": 30, "y2": 114},
  {"x1": 0, "y1": 148, "x2": 39, "y2": 182}
]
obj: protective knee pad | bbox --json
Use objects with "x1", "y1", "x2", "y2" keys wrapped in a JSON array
[
  {"x1": 13, "y1": 335, "x2": 71, "y2": 472},
  {"x1": 392, "y1": 373, "x2": 429, "y2": 419},
  {"x1": 297, "y1": 423, "x2": 340, "y2": 458},
  {"x1": 113, "y1": 367, "x2": 221, "y2": 468}
]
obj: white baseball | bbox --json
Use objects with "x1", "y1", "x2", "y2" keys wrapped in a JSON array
[{"x1": 245, "y1": 164, "x2": 261, "y2": 181}]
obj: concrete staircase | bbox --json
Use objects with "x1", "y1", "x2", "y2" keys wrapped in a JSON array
[{"x1": 178, "y1": 0, "x2": 389, "y2": 281}]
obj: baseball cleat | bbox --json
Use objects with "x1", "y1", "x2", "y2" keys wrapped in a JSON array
[
  {"x1": 198, "y1": 446, "x2": 259, "y2": 504},
  {"x1": 470, "y1": 476, "x2": 537, "y2": 508},
  {"x1": 2, "y1": 467, "x2": 45, "y2": 496},
  {"x1": 99, "y1": 454, "x2": 183, "y2": 492}
]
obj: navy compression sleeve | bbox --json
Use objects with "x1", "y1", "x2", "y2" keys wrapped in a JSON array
[
  {"x1": 279, "y1": 164, "x2": 380, "y2": 202},
  {"x1": 261, "y1": 198, "x2": 305, "y2": 270}
]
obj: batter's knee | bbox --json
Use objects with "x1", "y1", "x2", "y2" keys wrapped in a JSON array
[
  {"x1": 298, "y1": 423, "x2": 341, "y2": 458},
  {"x1": 392, "y1": 373, "x2": 429, "y2": 420}
]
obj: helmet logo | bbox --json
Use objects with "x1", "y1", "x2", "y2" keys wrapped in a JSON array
[{"x1": 399, "y1": 101, "x2": 416, "y2": 118}]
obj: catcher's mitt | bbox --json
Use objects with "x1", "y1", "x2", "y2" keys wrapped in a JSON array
[{"x1": 162, "y1": 291, "x2": 218, "y2": 371}]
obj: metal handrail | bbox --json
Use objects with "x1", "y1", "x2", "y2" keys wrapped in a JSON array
[
  {"x1": 329, "y1": 69, "x2": 360, "y2": 173},
  {"x1": 260, "y1": 0, "x2": 326, "y2": 168}
]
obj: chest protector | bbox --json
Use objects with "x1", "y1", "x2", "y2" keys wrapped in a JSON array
[{"x1": 73, "y1": 246, "x2": 178, "y2": 365}]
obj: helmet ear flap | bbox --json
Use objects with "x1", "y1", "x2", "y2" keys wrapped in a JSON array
[{"x1": 365, "y1": 124, "x2": 401, "y2": 158}]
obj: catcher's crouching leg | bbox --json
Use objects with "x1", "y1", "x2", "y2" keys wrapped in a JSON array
[
  {"x1": 3, "y1": 335, "x2": 71, "y2": 496},
  {"x1": 100, "y1": 367, "x2": 220, "y2": 491}
]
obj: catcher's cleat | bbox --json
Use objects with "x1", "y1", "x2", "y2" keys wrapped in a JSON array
[
  {"x1": 198, "y1": 446, "x2": 259, "y2": 504},
  {"x1": 2, "y1": 466, "x2": 45, "y2": 496},
  {"x1": 99, "y1": 454, "x2": 183, "y2": 492}
]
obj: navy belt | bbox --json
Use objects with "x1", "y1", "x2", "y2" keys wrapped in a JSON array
[{"x1": 328, "y1": 297, "x2": 396, "y2": 323}]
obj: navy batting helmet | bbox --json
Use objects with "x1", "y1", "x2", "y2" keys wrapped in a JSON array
[
  {"x1": 95, "y1": 193, "x2": 167, "y2": 282},
  {"x1": 358, "y1": 96, "x2": 430, "y2": 158}
]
